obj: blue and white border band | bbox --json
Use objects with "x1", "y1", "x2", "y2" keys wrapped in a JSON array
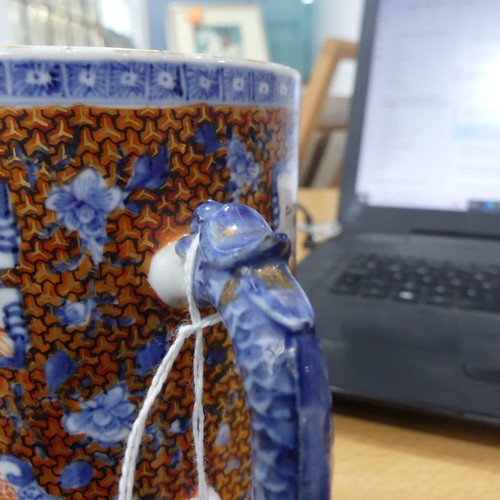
[{"x1": 0, "y1": 59, "x2": 300, "y2": 109}]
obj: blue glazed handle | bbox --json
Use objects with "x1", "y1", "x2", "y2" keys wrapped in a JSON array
[{"x1": 176, "y1": 201, "x2": 332, "y2": 500}]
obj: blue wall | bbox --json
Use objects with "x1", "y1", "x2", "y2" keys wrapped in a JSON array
[
  {"x1": 261, "y1": 0, "x2": 314, "y2": 78},
  {"x1": 147, "y1": 0, "x2": 315, "y2": 78}
]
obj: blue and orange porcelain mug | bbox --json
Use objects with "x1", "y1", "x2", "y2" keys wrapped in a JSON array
[{"x1": 0, "y1": 47, "x2": 331, "y2": 499}]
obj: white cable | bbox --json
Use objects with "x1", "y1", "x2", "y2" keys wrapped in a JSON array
[
  {"x1": 296, "y1": 220, "x2": 341, "y2": 239},
  {"x1": 118, "y1": 234, "x2": 221, "y2": 500}
]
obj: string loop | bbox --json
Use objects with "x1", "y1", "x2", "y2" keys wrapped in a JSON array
[{"x1": 118, "y1": 235, "x2": 221, "y2": 500}]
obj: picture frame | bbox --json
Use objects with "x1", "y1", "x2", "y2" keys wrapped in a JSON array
[{"x1": 167, "y1": 3, "x2": 269, "y2": 62}]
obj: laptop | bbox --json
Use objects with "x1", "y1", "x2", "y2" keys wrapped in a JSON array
[{"x1": 298, "y1": 0, "x2": 500, "y2": 423}]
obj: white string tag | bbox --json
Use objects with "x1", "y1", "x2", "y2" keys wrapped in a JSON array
[{"x1": 118, "y1": 234, "x2": 222, "y2": 500}]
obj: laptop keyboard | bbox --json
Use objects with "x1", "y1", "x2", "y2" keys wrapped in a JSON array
[{"x1": 330, "y1": 253, "x2": 500, "y2": 313}]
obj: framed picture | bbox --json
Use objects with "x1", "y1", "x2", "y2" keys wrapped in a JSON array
[{"x1": 167, "y1": 3, "x2": 269, "y2": 62}]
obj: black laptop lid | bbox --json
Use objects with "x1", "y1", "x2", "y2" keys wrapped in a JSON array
[{"x1": 340, "y1": 0, "x2": 500, "y2": 238}]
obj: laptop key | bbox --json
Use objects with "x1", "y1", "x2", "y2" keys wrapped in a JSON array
[
  {"x1": 394, "y1": 288, "x2": 420, "y2": 303},
  {"x1": 425, "y1": 294, "x2": 453, "y2": 307},
  {"x1": 359, "y1": 283, "x2": 389, "y2": 298},
  {"x1": 329, "y1": 281, "x2": 358, "y2": 295},
  {"x1": 419, "y1": 274, "x2": 437, "y2": 286}
]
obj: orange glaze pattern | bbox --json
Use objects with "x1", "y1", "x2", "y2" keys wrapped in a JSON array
[{"x1": 0, "y1": 103, "x2": 295, "y2": 498}]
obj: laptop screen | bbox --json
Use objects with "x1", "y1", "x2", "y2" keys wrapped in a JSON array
[{"x1": 354, "y1": 0, "x2": 500, "y2": 214}]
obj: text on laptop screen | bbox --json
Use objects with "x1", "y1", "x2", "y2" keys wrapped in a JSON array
[{"x1": 355, "y1": 0, "x2": 500, "y2": 213}]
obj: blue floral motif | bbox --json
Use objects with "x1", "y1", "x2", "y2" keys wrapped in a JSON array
[
  {"x1": 60, "y1": 461, "x2": 94, "y2": 489},
  {"x1": 54, "y1": 298, "x2": 94, "y2": 326},
  {"x1": 275, "y1": 74, "x2": 298, "y2": 105},
  {"x1": 223, "y1": 68, "x2": 252, "y2": 102},
  {"x1": 63, "y1": 383, "x2": 135, "y2": 446},
  {"x1": 45, "y1": 350, "x2": 78, "y2": 396},
  {"x1": 194, "y1": 123, "x2": 223, "y2": 154},
  {"x1": 109, "y1": 62, "x2": 147, "y2": 98},
  {"x1": 185, "y1": 65, "x2": 220, "y2": 101},
  {"x1": 149, "y1": 63, "x2": 183, "y2": 100},
  {"x1": 253, "y1": 71, "x2": 275, "y2": 103},
  {"x1": 226, "y1": 136, "x2": 261, "y2": 201},
  {"x1": 125, "y1": 145, "x2": 169, "y2": 192},
  {"x1": 66, "y1": 62, "x2": 107, "y2": 98},
  {"x1": 11, "y1": 61, "x2": 64, "y2": 98},
  {"x1": 45, "y1": 168, "x2": 122, "y2": 264},
  {"x1": 135, "y1": 336, "x2": 167, "y2": 375}
]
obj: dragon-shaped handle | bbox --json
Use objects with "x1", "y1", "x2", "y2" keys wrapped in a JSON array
[{"x1": 149, "y1": 201, "x2": 332, "y2": 500}]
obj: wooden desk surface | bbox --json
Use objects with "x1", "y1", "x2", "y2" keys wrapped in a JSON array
[{"x1": 297, "y1": 188, "x2": 500, "y2": 499}]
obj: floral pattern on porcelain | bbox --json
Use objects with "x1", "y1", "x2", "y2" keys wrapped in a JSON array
[
  {"x1": 45, "y1": 350, "x2": 78, "y2": 396},
  {"x1": 11, "y1": 61, "x2": 64, "y2": 97},
  {"x1": 223, "y1": 68, "x2": 252, "y2": 102},
  {"x1": 66, "y1": 62, "x2": 107, "y2": 98},
  {"x1": 54, "y1": 298, "x2": 95, "y2": 326},
  {"x1": 110, "y1": 62, "x2": 148, "y2": 98},
  {"x1": 185, "y1": 65, "x2": 221, "y2": 101},
  {"x1": 226, "y1": 136, "x2": 261, "y2": 202},
  {"x1": 0, "y1": 108, "x2": 297, "y2": 495},
  {"x1": 0, "y1": 56, "x2": 299, "y2": 107},
  {"x1": 59, "y1": 461, "x2": 94, "y2": 490},
  {"x1": 45, "y1": 168, "x2": 122, "y2": 264},
  {"x1": 124, "y1": 145, "x2": 170, "y2": 193},
  {"x1": 0, "y1": 48, "x2": 302, "y2": 499},
  {"x1": 63, "y1": 383, "x2": 136, "y2": 446},
  {"x1": 150, "y1": 63, "x2": 184, "y2": 100}
]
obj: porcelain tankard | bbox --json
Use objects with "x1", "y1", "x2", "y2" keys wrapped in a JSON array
[{"x1": 0, "y1": 47, "x2": 331, "y2": 499}]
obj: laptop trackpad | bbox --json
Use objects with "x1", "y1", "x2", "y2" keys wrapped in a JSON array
[{"x1": 459, "y1": 315, "x2": 500, "y2": 384}]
